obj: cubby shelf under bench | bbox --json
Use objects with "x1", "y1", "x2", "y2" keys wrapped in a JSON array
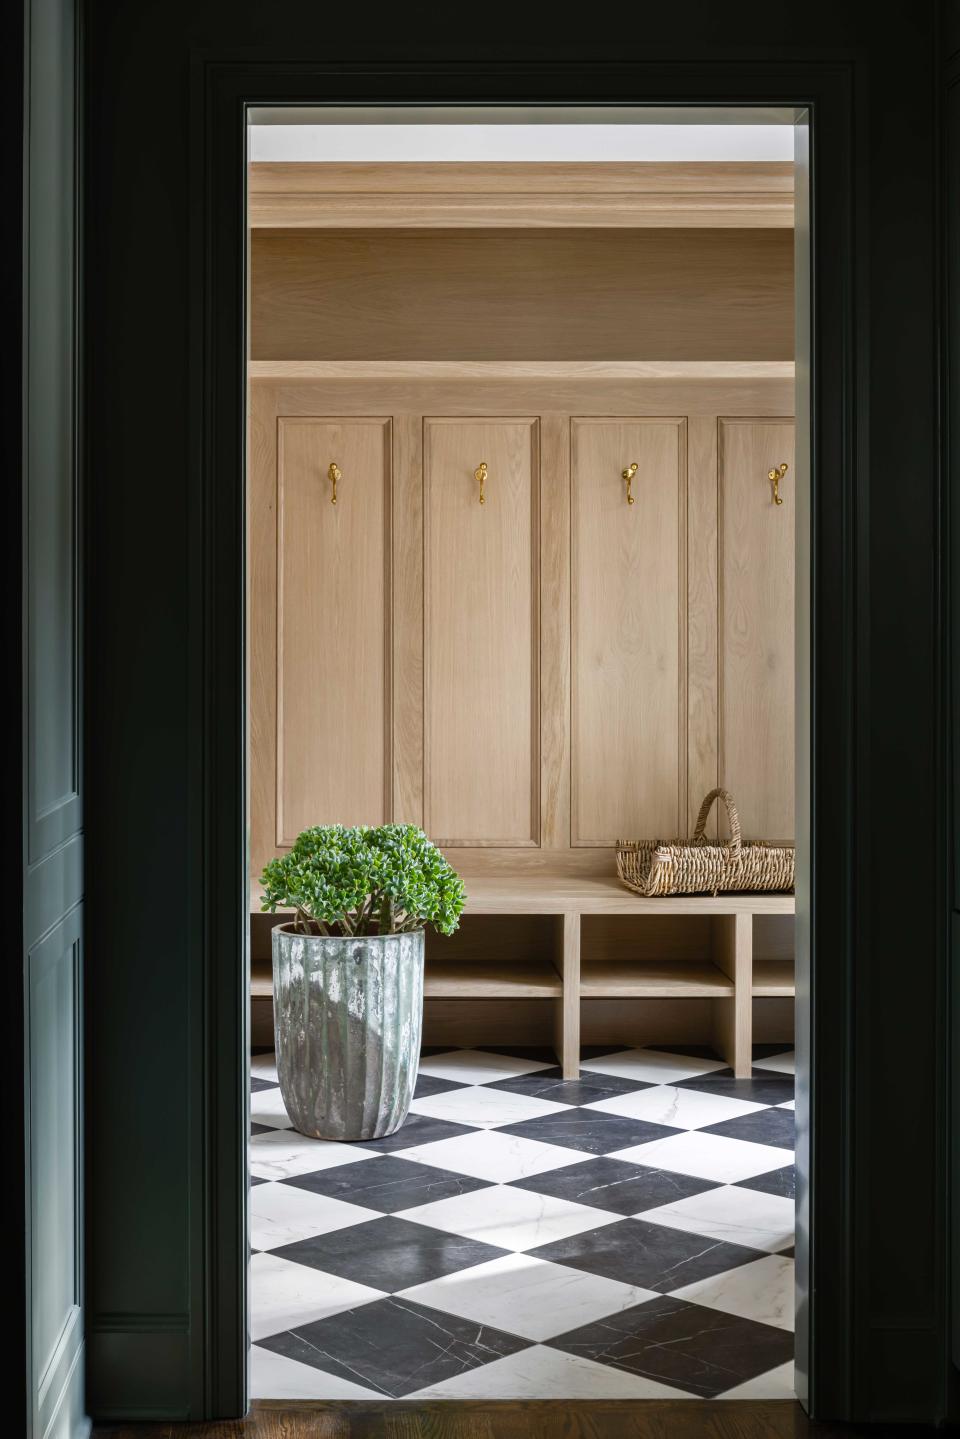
[{"x1": 250, "y1": 877, "x2": 794, "y2": 1080}]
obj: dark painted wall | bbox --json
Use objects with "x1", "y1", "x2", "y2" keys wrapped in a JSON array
[{"x1": 83, "y1": 0, "x2": 951, "y2": 1423}]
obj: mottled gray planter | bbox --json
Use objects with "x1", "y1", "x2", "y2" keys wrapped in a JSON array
[{"x1": 271, "y1": 923, "x2": 424, "y2": 1141}]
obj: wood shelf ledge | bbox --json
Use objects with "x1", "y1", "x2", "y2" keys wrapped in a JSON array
[
  {"x1": 248, "y1": 359, "x2": 796, "y2": 382},
  {"x1": 580, "y1": 960, "x2": 734, "y2": 998},
  {"x1": 250, "y1": 875, "x2": 795, "y2": 918},
  {"x1": 752, "y1": 958, "x2": 796, "y2": 996},
  {"x1": 425, "y1": 959, "x2": 562, "y2": 998}
]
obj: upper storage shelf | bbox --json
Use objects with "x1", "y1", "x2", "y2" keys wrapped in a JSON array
[{"x1": 249, "y1": 161, "x2": 795, "y2": 230}]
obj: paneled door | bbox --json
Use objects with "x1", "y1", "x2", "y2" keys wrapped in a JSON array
[
  {"x1": 571, "y1": 418, "x2": 687, "y2": 846},
  {"x1": 718, "y1": 418, "x2": 796, "y2": 842},
  {"x1": 275, "y1": 417, "x2": 392, "y2": 845},
  {"x1": 20, "y1": 0, "x2": 87, "y2": 1433},
  {"x1": 424, "y1": 418, "x2": 540, "y2": 846}
]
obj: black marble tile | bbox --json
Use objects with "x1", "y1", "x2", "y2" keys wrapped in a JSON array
[
  {"x1": 548, "y1": 1294, "x2": 795, "y2": 1399},
  {"x1": 511, "y1": 1156, "x2": 719, "y2": 1215},
  {"x1": 350, "y1": 1112, "x2": 476, "y2": 1154},
  {"x1": 251, "y1": 1075, "x2": 280, "y2": 1093},
  {"x1": 529, "y1": 1217, "x2": 763, "y2": 1292},
  {"x1": 283, "y1": 1154, "x2": 491, "y2": 1212},
  {"x1": 736, "y1": 1165, "x2": 796, "y2": 1199},
  {"x1": 580, "y1": 1045, "x2": 633, "y2": 1060},
  {"x1": 674, "y1": 1071, "x2": 794, "y2": 1105},
  {"x1": 250, "y1": 1174, "x2": 268, "y2": 1187},
  {"x1": 258, "y1": 1295, "x2": 529, "y2": 1397},
  {"x1": 413, "y1": 1072, "x2": 470, "y2": 1100},
  {"x1": 781, "y1": 1245, "x2": 795, "y2": 1258},
  {"x1": 497, "y1": 1109, "x2": 678, "y2": 1155},
  {"x1": 270, "y1": 1215, "x2": 508, "y2": 1291},
  {"x1": 752, "y1": 1044, "x2": 795, "y2": 1061},
  {"x1": 475, "y1": 1044, "x2": 560, "y2": 1065},
  {"x1": 251, "y1": 1121, "x2": 275, "y2": 1136},
  {"x1": 644, "y1": 1044, "x2": 725, "y2": 1062},
  {"x1": 485, "y1": 1068, "x2": 654, "y2": 1106},
  {"x1": 700, "y1": 1107, "x2": 795, "y2": 1149}
]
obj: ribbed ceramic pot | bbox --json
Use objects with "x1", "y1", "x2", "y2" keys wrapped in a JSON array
[{"x1": 272, "y1": 923, "x2": 425, "y2": 1141}]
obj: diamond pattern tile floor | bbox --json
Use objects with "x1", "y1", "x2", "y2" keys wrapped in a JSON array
[{"x1": 250, "y1": 1043, "x2": 796, "y2": 1400}]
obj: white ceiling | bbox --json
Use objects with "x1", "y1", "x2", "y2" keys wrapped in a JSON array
[{"x1": 248, "y1": 124, "x2": 795, "y2": 164}]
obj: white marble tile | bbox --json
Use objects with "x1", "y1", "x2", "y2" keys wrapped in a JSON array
[
  {"x1": 612, "y1": 1130, "x2": 794, "y2": 1184},
  {"x1": 670, "y1": 1253, "x2": 794, "y2": 1330},
  {"x1": 753, "y1": 1050, "x2": 795, "y2": 1075},
  {"x1": 417, "y1": 1049, "x2": 554, "y2": 1085},
  {"x1": 250, "y1": 1053, "x2": 279, "y2": 1082},
  {"x1": 249, "y1": 1251, "x2": 385, "y2": 1341},
  {"x1": 400, "y1": 1128, "x2": 586, "y2": 1184},
  {"x1": 250, "y1": 1180, "x2": 381, "y2": 1250},
  {"x1": 249, "y1": 1128, "x2": 380, "y2": 1181},
  {"x1": 399, "y1": 1251, "x2": 655, "y2": 1343},
  {"x1": 717, "y1": 1360, "x2": 796, "y2": 1400},
  {"x1": 409, "y1": 1084, "x2": 571, "y2": 1129},
  {"x1": 583, "y1": 1084, "x2": 765, "y2": 1129},
  {"x1": 408, "y1": 1343, "x2": 690, "y2": 1399},
  {"x1": 400, "y1": 1184, "x2": 620, "y2": 1252},
  {"x1": 777, "y1": 1100, "x2": 796, "y2": 1110},
  {"x1": 640, "y1": 1184, "x2": 794, "y2": 1252},
  {"x1": 250, "y1": 1342, "x2": 382, "y2": 1399},
  {"x1": 251, "y1": 1086, "x2": 294, "y2": 1129},
  {"x1": 580, "y1": 1048, "x2": 727, "y2": 1084}
]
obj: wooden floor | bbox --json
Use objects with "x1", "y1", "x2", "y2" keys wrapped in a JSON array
[{"x1": 90, "y1": 1398, "x2": 929, "y2": 1437}]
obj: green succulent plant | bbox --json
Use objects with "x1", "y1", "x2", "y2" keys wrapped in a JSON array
[{"x1": 259, "y1": 824, "x2": 466, "y2": 938}]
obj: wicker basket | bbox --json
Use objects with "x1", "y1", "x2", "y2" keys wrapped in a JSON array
[{"x1": 616, "y1": 788, "x2": 795, "y2": 898}]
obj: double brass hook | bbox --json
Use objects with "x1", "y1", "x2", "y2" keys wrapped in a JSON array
[
  {"x1": 622, "y1": 461, "x2": 638, "y2": 505},
  {"x1": 768, "y1": 461, "x2": 789, "y2": 506}
]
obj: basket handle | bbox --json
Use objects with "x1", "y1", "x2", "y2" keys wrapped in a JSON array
[{"x1": 692, "y1": 788, "x2": 742, "y2": 856}]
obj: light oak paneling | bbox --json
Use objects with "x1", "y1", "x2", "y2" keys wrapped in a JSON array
[
  {"x1": 248, "y1": 161, "x2": 795, "y2": 230},
  {"x1": 571, "y1": 418, "x2": 687, "y2": 847},
  {"x1": 539, "y1": 414, "x2": 571, "y2": 850},
  {"x1": 687, "y1": 415, "x2": 720, "y2": 836},
  {"x1": 424, "y1": 418, "x2": 540, "y2": 847},
  {"x1": 251, "y1": 230, "x2": 794, "y2": 362},
  {"x1": 276, "y1": 417, "x2": 392, "y2": 844},
  {"x1": 249, "y1": 378, "x2": 795, "y2": 877},
  {"x1": 719, "y1": 418, "x2": 796, "y2": 843},
  {"x1": 249, "y1": 383, "x2": 280, "y2": 877},
  {"x1": 391, "y1": 413, "x2": 424, "y2": 824}
]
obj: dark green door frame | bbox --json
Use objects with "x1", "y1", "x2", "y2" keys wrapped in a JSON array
[
  {"x1": 83, "y1": 34, "x2": 951, "y2": 1427},
  {"x1": 188, "y1": 60, "x2": 894, "y2": 1418}
]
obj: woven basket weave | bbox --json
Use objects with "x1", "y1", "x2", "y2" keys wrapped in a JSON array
[{"x1": 616, "y1": 788, "x2": 795, "y2": 897}]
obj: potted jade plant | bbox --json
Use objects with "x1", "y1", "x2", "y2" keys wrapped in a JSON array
[{"x1": 259, "y1": 824, "x2": 465, "y2": 1142}]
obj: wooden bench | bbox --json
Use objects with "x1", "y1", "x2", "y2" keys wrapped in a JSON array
[{"x1": 251, "y1": 876, "x2": 795, "y2": 1079}]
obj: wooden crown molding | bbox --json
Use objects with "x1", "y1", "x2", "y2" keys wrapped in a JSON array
[{"x1": 248, "y1": 161, "x2": 795, "y2": 230}]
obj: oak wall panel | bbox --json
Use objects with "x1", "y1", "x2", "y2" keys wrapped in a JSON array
[
  {"x1": 251, "y1": 229, "x2": 794, "y2": 362},
  {"x1": 571, "y1": 418, "x2": 687, "y2": 847},
  {"x1": 423, "y1": 418, "x2": 540, "y2": 847},
  {"x1": 275, "y1": 417, "x2": 392, "y2": 844}
]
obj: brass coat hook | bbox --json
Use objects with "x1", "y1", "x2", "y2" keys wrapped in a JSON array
[
  {"x1": 768, "y1": 461, "x2": 789, "y2": 506},
  {"x1": 475, "y1": 461, "x2": 488, "y2": 505},
  {"x1": 328, "y1": 462, "x2": 342, "y2": 506},
  {"x1": 622, "y1": 461, "x2": 638, "y2": 505}
]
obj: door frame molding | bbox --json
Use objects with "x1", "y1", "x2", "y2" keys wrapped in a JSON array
[{"x1": 183, "y1": 59, "x2": 942, "y2": 1421}]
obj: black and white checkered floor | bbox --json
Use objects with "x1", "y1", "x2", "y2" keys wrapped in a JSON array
[{"x1": 249, "y1": 1044, "x2": 795, "y2": 1400}]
